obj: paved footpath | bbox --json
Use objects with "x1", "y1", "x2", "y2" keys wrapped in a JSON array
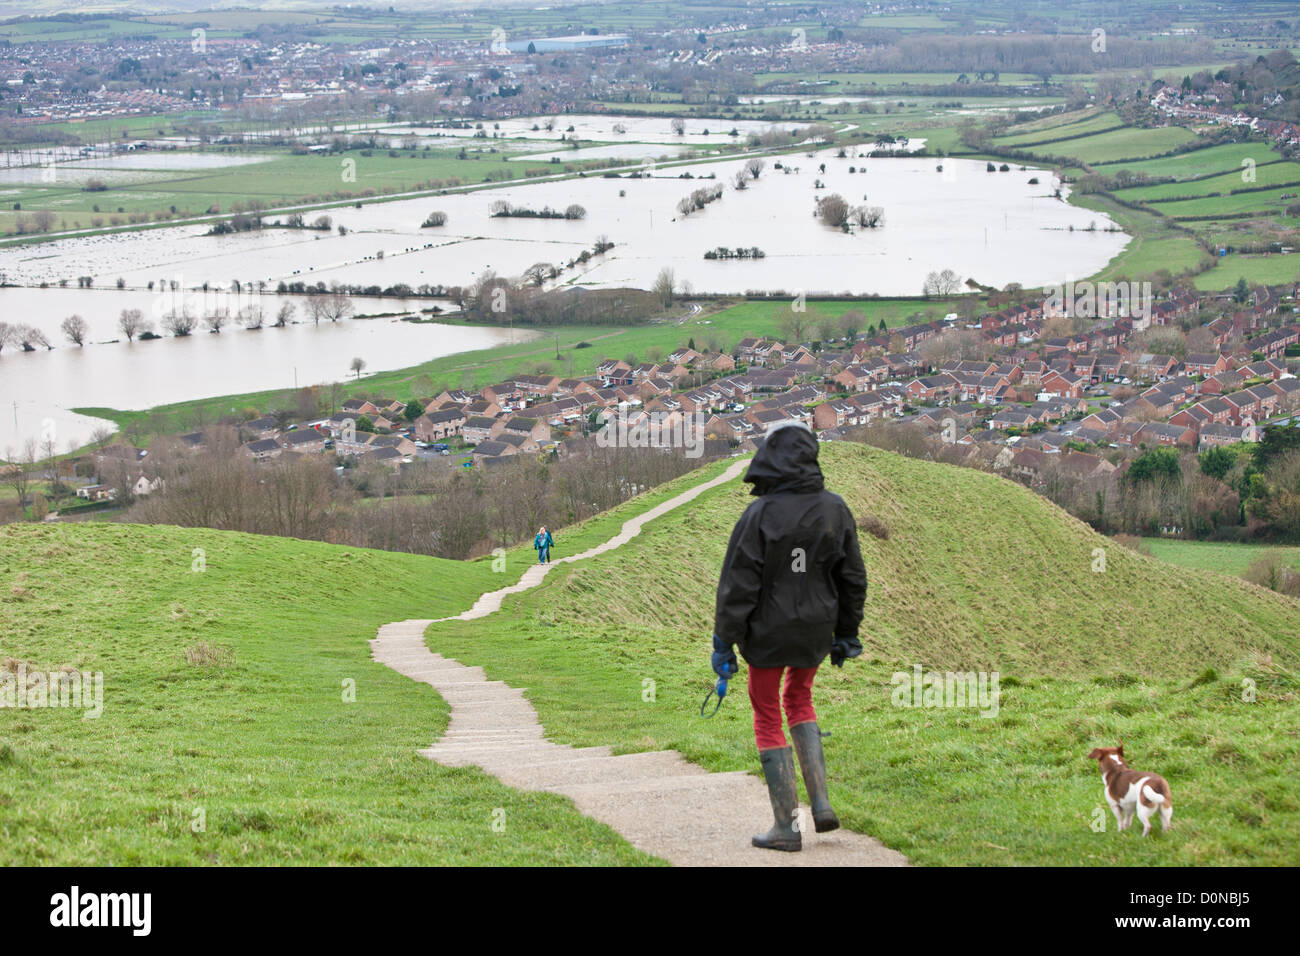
[{"x1": 371, "y1": 459, "x2": 907, "y2": 866}]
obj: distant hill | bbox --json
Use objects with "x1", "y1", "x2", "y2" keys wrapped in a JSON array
[{"x1": 531, "y1": 442, "x2": 1300, "y2": 678}]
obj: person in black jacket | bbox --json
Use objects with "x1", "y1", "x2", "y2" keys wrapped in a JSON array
[{"x1": 711, "y1": 421, "x2": 868, "y2": 851}]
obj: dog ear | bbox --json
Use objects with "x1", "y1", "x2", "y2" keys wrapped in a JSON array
[
  {"x1": 1087, "y1": 748, "x2": 1102, "y2": 760},
  {"x1": 1117, "y1": 740, "x2": 1124, "y2": 756}
]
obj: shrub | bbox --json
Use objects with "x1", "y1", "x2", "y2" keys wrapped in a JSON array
[
  {"x1": 184, "y1": 642, "x2": 236, "y2": 668},
  {"x1": 858, "y1": 513, "x2": 891, "y2": 540}
]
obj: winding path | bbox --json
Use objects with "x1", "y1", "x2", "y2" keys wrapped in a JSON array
[{"x1": 371, "y1": 459, "x2": 907, "y2": 866}]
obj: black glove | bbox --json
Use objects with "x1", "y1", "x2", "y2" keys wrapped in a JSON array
[{"x1": 830, "y1": 635, "x2": 863, "y2": 668}]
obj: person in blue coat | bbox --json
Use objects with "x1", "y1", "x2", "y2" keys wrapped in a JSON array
[{"x1": 533, "y1": 526, "x2": 554, "y2": 564}]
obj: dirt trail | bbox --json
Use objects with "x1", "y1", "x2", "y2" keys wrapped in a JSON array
[{"x1": 371, "y1": 459, "x2": 907, "y2": 866}]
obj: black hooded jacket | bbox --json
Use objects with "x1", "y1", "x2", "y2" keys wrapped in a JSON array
[{"x1": 713, "y1": 424, "x2": 868, "y2": 669}]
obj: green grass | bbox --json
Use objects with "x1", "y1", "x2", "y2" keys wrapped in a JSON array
[
  {"x1": 996, "y1": 111, "x2": 1126, "y2": 147},
  {"x1": 1072, "y1": 192, "x2": 1209, "y2": 280},
  {"x1": 0, "y1": 521, "x2": 659, "y2": 865},
  {"x1": 425, "y1": 443, "x2": 1300, "y2": 866},
  {"x1": 1093, "y1": 143, "x2": 1281, "y2": 181},
  {"x1": 1116, "y1": 161, "x2": 1300, "y2": 202},
  {"x1": 1142, "y1": 538, "x2": 1300, "y2": 576},
  {"x1": 1150, "y1": 188, "x2": 1300, "y2": 219},
  {"x1": 1193, "y1": 252, "x2": 1300, "y2": 290},
  {"x1": 5, "y1": 391, "x2": 1299, "y2": 866},
  {"x1": 1012, "y1": 125, "x2": 1200, "y2": 165},
  {"x1": 0, "y1": 456, "x2": 747, "y2": 864}
]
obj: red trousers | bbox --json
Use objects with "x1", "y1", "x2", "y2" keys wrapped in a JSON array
[{"x1": 747, "y1": 665, "x2": 819, "y2": 750}]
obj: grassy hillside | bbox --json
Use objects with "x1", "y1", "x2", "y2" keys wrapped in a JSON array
[
  {"x1": 0, "y1": 458, "x2": 749, "y2": 865},
  {"x1": 427, "y1": 443, "x2": 1300, "y2": 866},
  {"x1": 4, "y1": 444, "x2": 1297, "y2": 865}
]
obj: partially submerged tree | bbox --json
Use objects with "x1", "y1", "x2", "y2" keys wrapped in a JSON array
[
  {"x1": 117, "y1": 308, "x2": 147, "y2": 342},
  {"x1": 61, "y1": 314, "x2": 88, "y2": 346}
]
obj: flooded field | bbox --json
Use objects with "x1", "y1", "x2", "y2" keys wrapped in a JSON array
[
  {"x1": 0, "y1": 145, "x2": 1128, "y2": 450},
  {"x1": 0, "y1": 285, "x2": 525, "y2": 451},
  {"x1": 3, "y1": 150, "x2": 1128, "y2": 297}
]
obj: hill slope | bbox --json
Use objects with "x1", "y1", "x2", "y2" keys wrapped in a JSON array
[
  {"x1": 2, "y1": 444, "x2": 1296, "y2": 865},
  {"x1": 525, "y1": 442, "x2": 1299, "y2": 678},
  {"x1": 0, "y1": 459, "x2": 750, "y2": 866},
  {"x1": 426, "y1": 443, "x2": 1300, "y2": 866}
]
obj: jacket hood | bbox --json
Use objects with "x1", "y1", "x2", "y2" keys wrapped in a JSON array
[{"x1": 743, "y1": 421, "x2": 824, "y2": 496}]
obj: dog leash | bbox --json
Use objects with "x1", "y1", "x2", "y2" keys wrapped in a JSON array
[{"x1": 699, "y1": 677, "x2": 728, "y2": 718}]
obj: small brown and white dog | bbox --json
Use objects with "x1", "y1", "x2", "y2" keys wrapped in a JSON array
[{"x1": 1088, "y1": 743, "x2": 1173, "y2": 836}]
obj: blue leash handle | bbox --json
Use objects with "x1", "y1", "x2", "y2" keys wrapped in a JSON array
[{"x1": 700, "y1": 676, "x2": 728, "y2": 718}]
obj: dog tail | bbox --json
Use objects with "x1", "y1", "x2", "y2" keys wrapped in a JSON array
[{"x1": 1143, "y1": 784, "x2": 1166, "y2": 804}]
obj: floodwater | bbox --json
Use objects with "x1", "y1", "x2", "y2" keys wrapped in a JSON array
[
  {"x1": 0, "y1": 286, "x2": 528, "y2": 451},
  {"x1": 1, "y1": 146, "x2": 1129, "y2": 450},
  {"x1": 0, "y1": 152, "x2": 273, "y2": 187},
  {"x1": 381, "y1": 114, "x2": 811, "y2": 144},
  {"x1": 507, "y1": 143, "x2": 703, "y2": 163},
  {"x1": 3, "y1": 150, "x2": 1128, "y2": 298}
]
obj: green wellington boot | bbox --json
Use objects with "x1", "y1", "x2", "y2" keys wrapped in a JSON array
[
  {"x1": 791, "y1": 722, "x2": 840, "y2": 833},
  {"x1": 753, "y1": 746, "x2": 802, "y2": 851}
]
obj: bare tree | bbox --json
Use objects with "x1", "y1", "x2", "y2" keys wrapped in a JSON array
[
  {"x1": 652, "y1": 267, "x2": 676, "y2": 309},
  {"x1": 322, "y1": 293, "x2": 355, "y2": 323},
  {"x1": 524, "y1": 262, "x2": 555, "y2": 287},
  {"x1": 732, "y1": 170, "x2": 749, "y2": 190},
  {"x1": 275, "y1": 302, "x2": 296, "y2": 328},
  {"x1": 817, "y1": 193, "x2": 851, "y2": 228},
  {"x1": 61, "y1": 314, "x2": 89, "y2": 346},
  {"x1": 670, "y1": 117, "x2": 686, "y2": 135},
  {"x1": 854, "y1": 205, "x2": 885, "y2": 228},
  {"x1": 838, "y1": 309, "x2": 864, "y2": 341},
  {"x1": 745, "y1": 158, "x2": 766, "y2": 180},
  {"x1": 118, "y1": 308, "x2": 147, "y2": 342},
  {"x1": 923, "y1": 269, "x2": 962, "y2": 296},
  {"x1": 240, "y1": 305, "x2": 265, "y2": 329},
  {"x1": 350, "y1": 357, "x2": 366, "y2": 380},
  {"x1": 17, "y1": 325, "x2": 51, "y2": 350},
  {"x1": 776, "y1": 306, "x2": 807, "y2": 344},
  {"x1": 163, "y1": 308, "x2": 197, "y2": 336},
  {"x1": 0, "y1": 322, "x2": 16, "y2": 354},
  {"x1": 304, "y1": 296, "x2": 329, "y2": 325},
  {"x1": 4, "y1": 438, "x2": 37, "y2": 507},
  {"x1": 204, "y1": 309, "x2": 230, "y2": 333}
]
